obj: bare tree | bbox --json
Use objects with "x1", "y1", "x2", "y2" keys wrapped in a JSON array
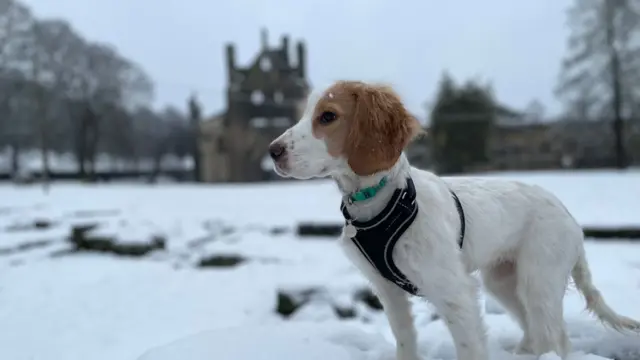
[
  {"x1": 0, "y1": 0, "x2": 32, "y2": 69},
  {"x1": 18, "y1": 20, "x2": 55, "y2": 190},
  {"x1": 0, "y1": 0, "x2": 33, "y2": 174},
  {"x1": 76, "y1": 43, "x2": 153, "y2": 176},
  {"x1": 0, "y1": 1, "x2": 159, "y2": 182},
  {"x1": 26, "y1": 20, "x2": 89, "y2": 181},
  {"x1": 123, "y1": 106, "x2": 185, "y2": 181},
  {"x1": 20, "y1": 18, "x2": 93, "y2": 187},
  {"x1": 556, "y1": 0, "x2": 640, "y2": 168}
]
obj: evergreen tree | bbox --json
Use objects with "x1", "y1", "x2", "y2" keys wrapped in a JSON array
[{"x1": 430, "y1": 73, "x2": 496, "y2": 174}]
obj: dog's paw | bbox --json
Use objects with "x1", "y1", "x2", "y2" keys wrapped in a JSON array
[
  {"x1": 396, "y1": 348, "x2": 421, "y2": 360},
  {"x1": 514, "y1": 337, "x2": 533, "y2": 355}
]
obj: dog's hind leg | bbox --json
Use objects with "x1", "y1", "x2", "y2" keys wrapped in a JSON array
[
  {"x1": 481, "y1": 261, "x2": 532, "y2": 354},
  {"x1": 515, "y1": 237, "x2": 573, "y2": 358}
]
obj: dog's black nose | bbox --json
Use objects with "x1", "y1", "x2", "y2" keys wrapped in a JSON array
[{"x1": 269, "y1": 142, "x2": 286, "y2": 160}]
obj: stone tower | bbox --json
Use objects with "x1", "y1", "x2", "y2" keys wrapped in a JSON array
[{"x1": 223, "y1": 29, "x2": 310, "y2": 182}]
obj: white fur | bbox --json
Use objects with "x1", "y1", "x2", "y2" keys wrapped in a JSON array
[
  {"x1": 270, "y1": 87, "x2": 640, "y2": 360},
  {"x1": 271, "y1": 91, "x2": 343, "y2": 180}
]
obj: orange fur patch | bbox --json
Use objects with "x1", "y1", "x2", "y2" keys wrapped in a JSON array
[{"x1": 311, "y1": 81, "x2": 423, "y2": 176}]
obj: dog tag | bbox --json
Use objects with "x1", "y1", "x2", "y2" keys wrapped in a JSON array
[{"x1": 344, "y1": 223, "x2": 358, "y2": 238}]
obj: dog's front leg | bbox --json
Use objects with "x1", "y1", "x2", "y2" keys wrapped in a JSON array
[
  {"x1": 421, "y1": 260, "x2": 488, "y2": 360},
  {"x1": 371, "y1": 278, "x2": 421, "y2": 360}
]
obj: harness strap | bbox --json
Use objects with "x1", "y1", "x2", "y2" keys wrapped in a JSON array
[
  {"x1": 451, "y1": 191, "x2": 465, "y2": 247},
  {"x1": 340, "y1": 179, "x2": 466, "y2": 296}
]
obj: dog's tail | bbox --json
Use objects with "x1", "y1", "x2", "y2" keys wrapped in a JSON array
[{"x1": 571, "y1": 249, "x2": 640, "y2": 332}]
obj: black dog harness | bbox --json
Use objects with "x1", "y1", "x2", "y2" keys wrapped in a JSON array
[{"x1": 340, "y1": 178, "x2": 466, "y2": 296}]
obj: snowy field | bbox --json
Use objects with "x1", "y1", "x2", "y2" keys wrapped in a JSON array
[
  {"x1": 0, "y1": 148, "x2": 192, "y2": 174},
  {"x1": 0, "y1": 169, "x2": 639, "y2": 360}
]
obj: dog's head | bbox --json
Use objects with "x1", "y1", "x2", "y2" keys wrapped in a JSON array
[{"x1": 269, "y1": 81, "x2": 423, "y2": 179}]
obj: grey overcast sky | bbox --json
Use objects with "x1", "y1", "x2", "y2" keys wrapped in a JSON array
[{"x1": 21, "y1": 0, "x2": 571, "y2": 120}]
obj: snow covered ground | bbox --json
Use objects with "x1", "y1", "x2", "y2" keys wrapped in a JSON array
[
  {"x1": 0, "y1": 148, "x2": 192, "y2": 173},
  {"x1": 0, "y1": 169, "x2": 639, "y2": 360}
]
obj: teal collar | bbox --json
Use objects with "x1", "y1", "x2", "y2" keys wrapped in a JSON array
[{"x1": 348, "y1": 177, "x2": 388, "y2": 203}]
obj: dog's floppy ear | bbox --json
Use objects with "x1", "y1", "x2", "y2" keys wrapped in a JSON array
[{"x1": 345, "y1": 83, "x2": 423, "y2": 176}]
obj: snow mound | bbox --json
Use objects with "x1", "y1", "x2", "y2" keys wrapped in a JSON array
[
  {"x1": 138, "y1": 322, "x2": 617, "y2": 360},
  {"x1": 137, "y1": 323, "x2": 393, "y2": 360}
]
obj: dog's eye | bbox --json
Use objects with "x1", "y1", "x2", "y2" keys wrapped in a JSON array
[{"x1": 319, "y1": 111, "x2": 337, "y2": 124}]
